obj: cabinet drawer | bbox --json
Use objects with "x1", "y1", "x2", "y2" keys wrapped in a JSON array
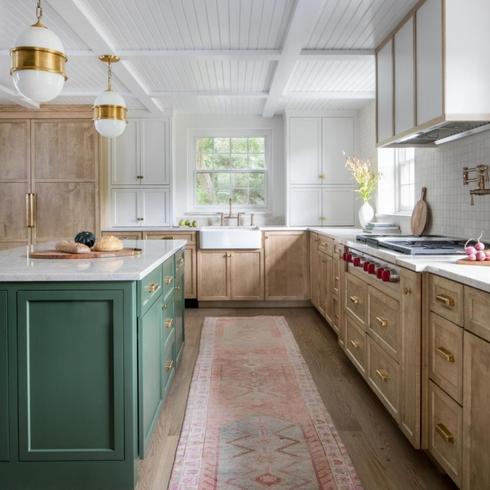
[
  {"x1": 102, "y1": 231, "x2": 143, "y2": 240},
  {"x1": 140, "y1": 265, "x2": 163, "y2": 313},
  {"x1": 162, "y1": 257, "x2": 175, "y2": 299},
  {"x1": 331, "y1": 294, "x2": 340, "y2": 335},
  {"x1": 318, "y1": 236, "x2": 333, "y2": 255},
  {"x1": 464, "y1": 286, "x2": 490, "y2": 342},
  {"x1": 162, "y1": 330, "x2": 175, "y2": 391},
  {"x1": 345, "y1": 273, "x2": 367, "y2": 327},
  {"x1": 367, "y1": 337, "x2": 400, "y2": 420},
  {"x1": 144, "y1": 232, "x2": 196, "y2": 244},
  {"x1": 346, "y1": 316, "x2": 367, "y2": 377},
  {"x1": 368, "y1": 286, "x2": 400, "y2": 360},
  {"x1": 161, "y1": 293, "x2": 175, "y2": 344},
  {"x1": 332, "y1": 256, "x2": 341, "y2": 295},
  {"x1": 429, "y1": 381, "x2": 462, "y2": 486},
  {"x1": 429, "y1": 313, "x2": 463, "y2": 403},
  {"x1": 429, "y1": 275, "x2": 463, "y2": 326}
]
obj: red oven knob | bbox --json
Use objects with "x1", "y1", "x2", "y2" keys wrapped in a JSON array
[
  {"x1": 368, "y1": 262, "x2": 376, "y2": 274},
  {"x1": 353, "y1": 257, "x2": 361, "y2": 267},
  {"x1": 376, "y1": 267, "x2": 385, "y2": 279},
  {"x1": 363, "y1": 261, "x2": 370, "y2": 272},
  {"x1": 382, "y1": 269, "x2": 391, "y2": 282},
  {"x1": 346, "y1": 253, "x2": 353, "y2": 263},
  {"x1": 342, "y1": 252, "x2": 347, "y2": 261}
]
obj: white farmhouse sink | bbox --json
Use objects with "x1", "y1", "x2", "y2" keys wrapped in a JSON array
[{"x1": 199, "y1": 227, "x2": 262, "y2": 249}]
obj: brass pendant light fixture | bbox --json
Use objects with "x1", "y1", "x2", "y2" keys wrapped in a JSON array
[
  {"x1": 93, "y1": 55, "x2": 128, "y2": 138},
  {"x1": 10, "y1": 0, "x2": 67, "y2": 103}
]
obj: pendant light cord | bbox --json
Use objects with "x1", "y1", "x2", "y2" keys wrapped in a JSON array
[
  {"x1": 107, "y1": 60, "x2": 113, "y2": 91},
  {"x1": 36, "y1": 0, "x2": 43, "y2": 21}
]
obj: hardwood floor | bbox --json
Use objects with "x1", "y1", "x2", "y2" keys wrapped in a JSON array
[{"x1": 136, "y1": 307, "x2": 456, "y2": 490}]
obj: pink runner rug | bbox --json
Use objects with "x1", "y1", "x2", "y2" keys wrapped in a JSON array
[{"x1": 169, "y1": 316, "x2": 362, "y2": 489}]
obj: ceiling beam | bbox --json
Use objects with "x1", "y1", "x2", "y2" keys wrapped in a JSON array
[
  {"x1": 0, "y1": 83, "x2": 40, "y2": 109},
  {"x1": 262, "y1": 0, "x2": 327, "y2": 117},
  {"x1": 46, "y1": 0, "x2": 162, "y2": 113}
]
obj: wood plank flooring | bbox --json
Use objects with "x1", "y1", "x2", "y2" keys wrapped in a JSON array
[{"x1": 136, "y1": 307, "x2": 456, "y2": 490}]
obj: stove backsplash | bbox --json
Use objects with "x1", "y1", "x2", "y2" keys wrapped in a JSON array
[{"x1": 414, "y1": 130, "x2": 490, "y2": 240}]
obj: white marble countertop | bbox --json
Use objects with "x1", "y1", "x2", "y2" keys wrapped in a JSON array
[{"x1": 0, "y1": 240, "x2": 186, "y2": 282}]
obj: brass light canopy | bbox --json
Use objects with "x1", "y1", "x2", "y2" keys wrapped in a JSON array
[
  {"x1": 10, "y1": 0, "x2": 67, "y2": 103},
  {"x1": 93, "y1": 54, "x2": 128, "y2": 138}
]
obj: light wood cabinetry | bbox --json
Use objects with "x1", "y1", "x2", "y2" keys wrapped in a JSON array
[
  {"x1": 309, "y1": 233, "x2": 320, "y2": 308},
  {"x1": 197, "y1": 249, "x2": 263, "y2": 301},
  {"x1": 464, "y1": 287, "x2": 490, "y2": 342},
  {"x1": 345, "y1": 315, "x2": 367, "y2": 377},
  {"x1": 429, "y1": 274, "x2": 464, "y2": 326},
  {"x1": 318, "y1": 250, "x2": 332, "y2": 321},
  {"x1": 264, "y1": 231, "x2": 309, "y2": 300}
]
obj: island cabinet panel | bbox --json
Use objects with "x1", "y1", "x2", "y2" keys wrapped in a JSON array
[
  {"x1": 138, "y1": 296, "x2": 163, "y2": 457},
  {"x1": 0, "y1": 291, "x2": 8, "y2": 461},
  {"x1": 174, "y1": 248, "x2": 185, "y2": 363},
  {"x1": 17, "y1": 289, "x2": 125, "y2": 461}
]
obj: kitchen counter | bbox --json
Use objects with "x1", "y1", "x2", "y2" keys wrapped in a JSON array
[{"x1": 0, "y1": 239, "x2": 186, "y2": 282}]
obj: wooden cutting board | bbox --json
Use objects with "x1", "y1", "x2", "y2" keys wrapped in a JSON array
[
  {"x1": 411, "y1": 187, "x2": 428, "y2": 236},
  {"x1": 29, "y1": 248, "x2": 142, "y2": 259},
  {"x1": 456, "y1": 259, "x2": 490, "y2": 266}
]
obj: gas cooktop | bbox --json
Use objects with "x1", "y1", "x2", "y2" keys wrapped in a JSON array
[{"x1": 356, "y1": 234, "x2": 467, "y2": 255}]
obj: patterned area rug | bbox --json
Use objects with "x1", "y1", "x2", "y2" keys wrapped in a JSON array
[{"x1": 169, "y1": 316, "x2": 362, "y2": 489}]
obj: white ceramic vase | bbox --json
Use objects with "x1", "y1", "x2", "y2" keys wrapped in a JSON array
[{"x1": 358, "y1": 201, "x2": 374, "y2": 229}]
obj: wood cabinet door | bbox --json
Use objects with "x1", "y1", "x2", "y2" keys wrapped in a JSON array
[
  {"x1": 394, "y1": 16, "x2": 415, "y2": 134},
  {"x1": 0, "y1": 291, "x2": 8, "y2": 461},
  {"x1": 463, "y1": 331, "x2": 490, "y2": 489},
  {"x1": 140, "y1": 119, "x2": 169, "y2": 185},
  {"x1": 111, "y1": 189, "x2": 139, "y2": 227},
  {"x1": 309, "y1": 233, "x2": 320, "y2": 308},
  {"x1": 318, "y1": 251, "x2": 330, "y2": 319},
  {"x1": 264, "y1": 232, "x2": 309, "y2": 300},
  {"x1": 288, "y1": 117, "x2": 322, "y2": 185},
  {"x1": 322, "y1": 187, "x2": 355, "y2": 226},
  {"x1": 140, "y1": 188, "x2": 170, "y2": 226},
  {"x1": 138, "y1": 297, "x2": 163, "y2": 457},
  {"x1": 289, "y1": 186, "x2": 322, "y2": 226},
  {"x1": 416, "y1": 0, "x2": 443, "y2": 126},
  {"x1": 184, "y1": 247, "x2": 197, "y2": 299},
  {"x1": 322, "y1": 117, "x2": 355, "y2": 185},
  {"x1": 197, "y1": 251, "x2": 230, "y2": 301},
  {"x1": 377, "y1": 39, "x2": 394, "y2": 143},
  {"x1": 111, "y1": 120, "x2": 139, "y2": 185},
  {"x1": 230, "y1": 250, "x2": 264, "y2": 300}
]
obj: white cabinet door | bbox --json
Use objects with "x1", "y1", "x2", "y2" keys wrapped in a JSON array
[
  {"x1": 288, "y1": 118, "x2": 322, "y2": 185},
  {"x1": 140, "y1": 119, "x2": 169, "y2": 185},
  {"x1": 289, "y1": 186, "x2": 322, "y2": 226},
  {"x1": 111, "y1": 120, "x2": 139, "y2": 185},
  {"x1": 395, "y1": 16, "x2": 415, "y2": 134},
  {"x1": 140, "y1": 188, "x2": 170, "y2": 226},
  {"x1": 322, "y1": 117, "x2": 355, "y2": 184},
  {"x1": 416, "y1": 0, "x2": 443, "y2": 126},
  {"x1": 111, "y1": 188, "x2": 139, "y2": 226},
  {"x1": 322, "y1": 187, "x2": 355, "y2": 226},
  {"x1": 377, "y1": 39, "x2": 394, "y2": 143}
]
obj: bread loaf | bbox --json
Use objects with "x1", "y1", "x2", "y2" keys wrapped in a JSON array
[
  {"x1": 93, "y1": 235, "x2": 124, "y2": 252},
  {"x1": 55, "y1": 240, "x2": 91, "y2": 254}
]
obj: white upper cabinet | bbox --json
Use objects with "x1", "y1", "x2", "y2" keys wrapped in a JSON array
[
  {"x1": 289, "y1": 187, "x2": 323, "y2": 226},
  {"x1": 288, "y1": 117, "x2": 322, "y2": 185},
  {"x1": 140, "y1": 188, "x2": 170, "y2": 226},
  {"x1": 111, "y1": 119, "x2": 170, "y2": 186},
  {"x1": 416, "y1": 0, "x2": 443, "y2": 126},
  {"x1": 376, "y1": 39, "x2": 394, "y2": 143},
  {"x1": 322, "y1": 188, "x2": 355, "y2": 226},
  {"x1": 322, "y1": 117, "x2": 355, "y2": 185},
  {"x1": 394, "y1": 16, "x2": 415, "y2": 135},
  {"x1": 111, "y1": 188, "x2": 139, "y2": 227}
]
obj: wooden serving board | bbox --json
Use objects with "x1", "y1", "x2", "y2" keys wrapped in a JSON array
[
  {"x1": 456, "y1": 259, "x2": 490, "y2": 266},
  {"x1": 411, "y1": 186, "x2": 428, "y2": 236},
  {"x1": 29, "y1": 248, "x2": 142, "y2": 260}
]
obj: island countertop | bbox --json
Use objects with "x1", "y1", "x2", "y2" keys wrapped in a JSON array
[{"x1": 0, "y1": 239, "x2": 186, "y2": 282}]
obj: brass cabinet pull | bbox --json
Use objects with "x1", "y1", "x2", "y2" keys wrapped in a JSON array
[
  {"x1": 162, "y1": 303, "x2": 168, "y2": 310},
  {"x1": 318, "y1": 173, "x2": 325, "y2": 180},
  {"x1": 349, "y1": 295, "x2": 360, "y2": 305},
  {"x1": 435, "y1": 294, "x2": 455, "y2": 308},
  {"x1": 146, "y1": 282, "x2": 160, "y2": 293},
  {"x1": 25, "y1": 193, "x2": 36, "y2": 228},
  {"x1": 164, "y1": 319, "x2": 173, "y2": 329},
  {"x1": 164, "y1": 276, "x2": 174, "y2": 285},
  {"x1": 375, "y1": 368, "x2": 390, "y2": 382},
  {"x1": 164, "y1": 360, "x2": 174, "y2": 371},
  {"x1": 404, "y1": 287, "x2": 412, "y2": 295},
  {"x1": 435, "y1": 346, "x2": 455, "y2": 363},
  {"x1": 375, "y1": 316, "x2": 388, "y2": 328},
  {"x1": 350, "y1": 339, "x2": 360, "y2": 349},
  {"x1": 435, "y1": 423, "x2": 454, "y2": 443}
]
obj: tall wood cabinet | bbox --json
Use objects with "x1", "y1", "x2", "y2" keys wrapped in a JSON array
[{"x1": 0, "y1": 109, "x2": 100, "y2": 249}]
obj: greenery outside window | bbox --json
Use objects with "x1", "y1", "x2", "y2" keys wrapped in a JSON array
[{"x1": 193, "y1": 135, "x2": 267, "y2": 209}]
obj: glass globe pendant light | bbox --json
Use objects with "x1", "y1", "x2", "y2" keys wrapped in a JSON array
[
  {"x1": 93, "y1": 55, "x2": 127, "y2": 139},
  {"x1": 10, "y1": 0, "x2": 67, "y2": 103}
]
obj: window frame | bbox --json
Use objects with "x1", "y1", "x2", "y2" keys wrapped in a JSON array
[
  {"x1": 187, "y1": 129, "x2": 272, "y2": 213},
  {"x1": 394, "y1": 147, "x2": 415, "y2": 214}
]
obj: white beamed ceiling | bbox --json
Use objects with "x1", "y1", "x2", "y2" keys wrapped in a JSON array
[{"x1": 0, "y1": 0, "x2": 418, "y2": 115}]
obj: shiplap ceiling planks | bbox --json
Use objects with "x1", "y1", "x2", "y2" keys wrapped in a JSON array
[{"x1": 0, "y1": 0, "x2": 418, "y2": 114}]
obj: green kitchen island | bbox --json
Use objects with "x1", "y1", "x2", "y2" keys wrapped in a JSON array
[{"x1": 0, "y1": 239, "x2": 186, "y2": 490}]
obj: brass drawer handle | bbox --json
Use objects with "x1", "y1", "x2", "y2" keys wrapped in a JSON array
[
  {"x1": 162, "y1": 303, "x2": 168, "y2": 310},
  {"x1": 146, "y1": 282, "x2": 160, "y2": 293},
  {"x1": 375, "y1": 316, "x2": 388, "y2": 328},
  {"x1": 435, "y1": 423, "x2": 454, "y2": 443},
  {"x1": 164, "y1": 276, "x2": 174, "y2": 285},
  {"x1": 436, "y1": 346, "x2": 455, "y2": 363},
  {"x1": 375, "y1": 368, "x2": 390, "y2": 382},
  {"x1": 350, "y1": 339, "x2": 360, "y2": 349},
  {"x1": 164, "y1": 319, "x2": 173, "y2": 329},
  {"x1": 178, "y1": 257, "x2": 184, "y2": 265},
  {"x1": 349, "y1": 295, "x2": 360, "y2": 305},
  {"x1": 164, "y1": 360, "x2": 174, "y2": 371},
  {"x1": 435, "y1": 294, "x2": 455, "y2": 308}
]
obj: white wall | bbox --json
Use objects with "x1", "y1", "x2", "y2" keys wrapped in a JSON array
[
  {"x1": 173, "y1": 114, "x2": 285, "y2": 226},
  {"x1": 357, "y1": 101, "x2": 377, "y2": 166}
]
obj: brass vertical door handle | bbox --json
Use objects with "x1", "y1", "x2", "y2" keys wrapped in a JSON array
[{"x1": 25, "y1": 193, "x2": 36, "y2": 228}]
